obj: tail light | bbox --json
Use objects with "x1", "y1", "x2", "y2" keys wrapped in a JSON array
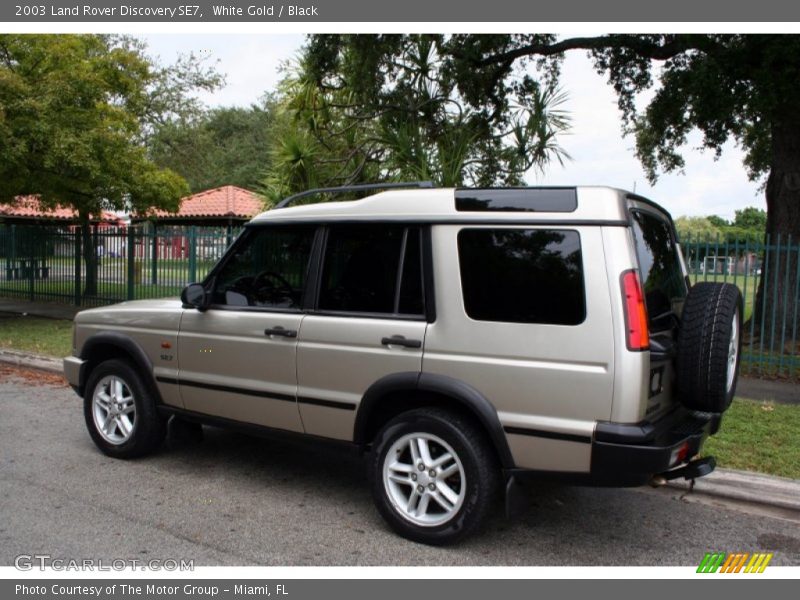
[{"x1": 621, "y1": 270, "x2": 650, "y2": 351}]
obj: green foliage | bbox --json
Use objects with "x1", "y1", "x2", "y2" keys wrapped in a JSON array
[
  {"x1": 0, "y1": 34, "x2": 221, "y2": 217},
  {"x1": 148, "y1": 101, "x2": 275, "y2": 192},
  {"x1": 706, "y1": 215, "x2": 729, "y2": 228},
  {"x1": 676, "y1": 207, "x2": 767, "y2": 244},
  {"x1": 262, "y1": 35, "x2": 571, "y2": 200},
  {"x1": 733, "y1": 206, "x2": 767, "y2": 231},
  {"x1": 674, "y1": 216, "x2": 724, "y2": 241}
]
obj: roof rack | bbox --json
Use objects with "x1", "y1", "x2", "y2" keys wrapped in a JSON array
[{"x1": 273, "y1": 181, "x2": 434, "y2": 210}]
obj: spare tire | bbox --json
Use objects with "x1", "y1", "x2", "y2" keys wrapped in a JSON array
[{"x1": 676, "y1": 282, "x2": 743, "y2": 413}]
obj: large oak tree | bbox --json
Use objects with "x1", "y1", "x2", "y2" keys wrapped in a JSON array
[{"x1": 305, "y1": 34, "x2": 799, "y2": 332}]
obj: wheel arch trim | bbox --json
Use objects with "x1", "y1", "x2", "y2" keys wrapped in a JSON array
[
  {"x1": 354, "y1": 372, "x2": 516, "y2": 469},
  {"x1": 78, "y1": 332, "x2": 161, "y2": 402}
]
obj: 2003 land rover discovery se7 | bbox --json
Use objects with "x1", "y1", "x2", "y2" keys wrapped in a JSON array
[{"x1": 64, "y1": 184, "x2": 743, "y2": 544}]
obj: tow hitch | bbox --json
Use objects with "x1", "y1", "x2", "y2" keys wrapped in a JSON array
[{"x1": 650, "y1": 456, "x2": 716, "y2": 487}]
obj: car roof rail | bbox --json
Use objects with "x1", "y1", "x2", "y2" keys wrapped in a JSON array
[{"x1": 273, "y1": 181, "x2": 435, "y2": 210}]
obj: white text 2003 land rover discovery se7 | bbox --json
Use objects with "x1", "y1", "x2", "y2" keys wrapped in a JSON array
[{"x1": 64, "y1": 184, "x2": 742, "y2": 544}]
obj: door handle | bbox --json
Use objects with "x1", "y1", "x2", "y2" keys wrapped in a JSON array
[
  {"x1": 381, "y1": 335, "x2": 422, "y2": 349},
  {"x1": 265, "y1": 326, "x2": 297, "y2": 338}
]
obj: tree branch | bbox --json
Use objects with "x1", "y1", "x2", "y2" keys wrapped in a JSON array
[{"x1": 471, "y1": 34, "x2": 721, "y2": 67}]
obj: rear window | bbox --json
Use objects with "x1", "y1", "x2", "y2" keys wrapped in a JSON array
[
  {"x1": 630, "y1": 210, "x2": 688, "y2": 331},
  {"x1": 457, "y1": 228, "x2": 585, "y2": 325}
]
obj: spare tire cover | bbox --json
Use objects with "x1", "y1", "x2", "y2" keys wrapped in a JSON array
[{"x1": 676, "y1": 282, "x2": 743, "y2": 413}]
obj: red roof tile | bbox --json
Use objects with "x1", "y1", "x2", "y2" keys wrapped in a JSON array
[
  {"x1": 144, "y1": 186, "x2": 264, "y2": 220},
  {"x1": 0, "y1": 196, "x2": 121, "y2": 223}
]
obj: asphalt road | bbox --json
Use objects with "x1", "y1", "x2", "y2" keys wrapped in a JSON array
[{"x1": 1, "y1": 369, "x2": 799, "y2": 567}]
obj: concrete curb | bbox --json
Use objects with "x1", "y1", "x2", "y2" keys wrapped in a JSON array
[
  {"x1": 1, "y1": 346, "x2": 799, "y2": 513},
  {"x1": 0, "y1": 348, "x2": 64, "y2": 375},
  {"x1": 668, "y1": 468, "x2": 800, "y2": 512}
]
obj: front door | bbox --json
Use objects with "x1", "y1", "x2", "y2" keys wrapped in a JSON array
[{"x1": 177, "y1": 225, "x2": 317, "y2": 432}]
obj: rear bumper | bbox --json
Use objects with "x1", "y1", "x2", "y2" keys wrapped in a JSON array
[{"x1": 589, "y1": 408, "x2": 721, "y2": 486}]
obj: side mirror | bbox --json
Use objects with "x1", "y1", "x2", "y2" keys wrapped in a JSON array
[{"x1": 181, "y1": 283, "x2": 209, "y2": 311}]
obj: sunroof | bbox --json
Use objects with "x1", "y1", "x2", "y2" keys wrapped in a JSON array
[{"x1": 455, "y1": 188, "x2": 578, "y2": 213}]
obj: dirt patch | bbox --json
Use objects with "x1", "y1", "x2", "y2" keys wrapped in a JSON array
[{"x1": 0, "y1": 364, "x2": 68, "y2": 387}]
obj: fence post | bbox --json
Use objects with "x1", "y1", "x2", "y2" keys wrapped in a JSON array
[
  {"x1": 150, "y1": 223, "x2": 158, "y2": 285},
  {"x1": 188, "y1": 226, "x2": 197, "y2": 283},
  {"x1": 27, "y1": 229, "x2": 34, "y2": 302},
  {"x1": 10, "y1": 224, "x2": 17, "y2": 285},
  {"x1": 73, "y1": 227, "x2": 81, "y2": 307},
  {"x1": 127, "y1": 226, "x2": 135, "y2": 301}
]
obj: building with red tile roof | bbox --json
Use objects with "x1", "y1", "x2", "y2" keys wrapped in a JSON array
[
  {"x1": 136, "y1": 185, "x2": 264, "y2": 225},
  {"x1": 0, "y1": 196, "x2": 123, "y2": 226}
]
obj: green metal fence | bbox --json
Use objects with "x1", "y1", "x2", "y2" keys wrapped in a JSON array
[
  {"x1": 1, "y1": 224, "x2": 798, "y2": 379},
  {"x1": 681, "y1": 234, "x2": 799, "y2": 379},
  {"x1": 0, "y1": 223, "x2": 241, "y2": 308}
]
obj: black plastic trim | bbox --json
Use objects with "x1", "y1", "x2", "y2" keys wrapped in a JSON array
[
  {"x1": 297, "y1": 397, "x2": 357, "y2": 411},
  {"x1": 79, "y1": 332, "x2": 161, "y2": 401},
  {"x1": 156, "y1": 376, "x2": 296, "y2": 403},
  {"x1": 274, "y1": 181, "x2": 434, "y2": 209},
  {"x1": 354, "y1": 372, "x2": 516, "y2": 469},
  {"x1": 154, "y1": 376, "x2": 356, "y2": 411},
  {"x1": 158, "y1": 405, "x2": 359, "y2": 451},
  {"x1": 590, "y1": 409, "x2": 721, "y2": 485},
  {"x1": 503, "y1": 426, "x2": 591, "y2": 444},
  {"x1": 421, "y1": 226, "x2": 437, "y2": 323}
]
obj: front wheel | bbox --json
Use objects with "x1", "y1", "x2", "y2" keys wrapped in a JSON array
[
  {"x1": 83, "y1": 359, "x2": 166, "y2": 458},
  {"x1": 369, "y1": 407, "x2": 500, "y2": 545}
]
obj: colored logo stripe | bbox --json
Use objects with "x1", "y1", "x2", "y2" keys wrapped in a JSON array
[{"x1": 697, "y1": 552, "x2": 773, "y2": 573}]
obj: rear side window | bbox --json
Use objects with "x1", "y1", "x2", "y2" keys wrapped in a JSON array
[
  {"x1": 630, "y1": 210, "x2": 688, "y2": 331},
  {"x1": 318, "y1": 225, "x2": 425, "y2": 317},
  {"x1": 457, "y1": 229, "x2": 585, "y2": 325}
]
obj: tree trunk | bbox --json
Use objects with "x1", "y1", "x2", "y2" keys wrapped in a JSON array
[
  {"x1": 80, "y1": 214, "x2": 98, "y2": 298},
  {"x1": 752, "y1": 116, "x2": 800, "y2": 346}
]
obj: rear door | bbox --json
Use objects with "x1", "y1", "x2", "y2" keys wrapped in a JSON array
[
  {"x1": 627, "y1": 203, "x2": 689, "y2": 418},
  {"x1": 296, "y1": 224, "x2": 429, "y2": 440}
]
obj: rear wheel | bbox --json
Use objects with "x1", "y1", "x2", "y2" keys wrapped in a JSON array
[
  {"x1": 676, "y1": 282, "x2": 743, "y2": 413},
  {"x1": 369, "y1": 407, "x2": 500, "y2": 545}
]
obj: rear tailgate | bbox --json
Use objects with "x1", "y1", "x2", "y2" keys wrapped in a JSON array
[{"x1": 627, "y1": 197, "x2": 689, "y2": 419}]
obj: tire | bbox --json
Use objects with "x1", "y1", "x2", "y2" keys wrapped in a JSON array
[
  {"x1": 676, "y1": 282, "x2": 743, "y2": 413},
  {"x1": 83, "y1": 359, "x2": 166, "y2": 458},
  {"x1": 369, "y1": 407, "x2": 500, "y2": 545}
]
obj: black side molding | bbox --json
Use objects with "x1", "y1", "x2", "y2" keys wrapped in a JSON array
[{"x1": 503, "y1": 426, "x2": 591, "y2": 444}]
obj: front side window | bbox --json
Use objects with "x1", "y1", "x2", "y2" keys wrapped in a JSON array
[
  {"x1": 457, "y1": 228, "x2": 585, "y2": 325},
  {"x1": 630, "y1": 211, "x2": 688, "y2": 331},
  {"x1": 211, "y1": 226, "x2": 315, "y2": 309},
  {"x1": 318, "y1": 225, "x2": 425, "y2": 316}
]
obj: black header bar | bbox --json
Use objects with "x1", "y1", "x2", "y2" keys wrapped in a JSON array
[{"x1": 4, "y1": 0, "x2": 800, "y2": 22}]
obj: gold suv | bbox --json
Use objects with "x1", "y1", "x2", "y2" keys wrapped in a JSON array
[{"x1": 64, "y1": 183, "x2": 742, "y2": 544}]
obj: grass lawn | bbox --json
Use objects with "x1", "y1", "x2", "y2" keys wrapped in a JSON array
[
  {"x1": 0, "y1": 314, "x2": 73, "y2": 357},
  {"x1": 705, "y1": 398, "x2": 800, "y2": 479}
]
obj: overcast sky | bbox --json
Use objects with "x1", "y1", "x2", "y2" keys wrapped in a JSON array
[{"x1": 142, "y1": 34, "x2": 765, "y2": 220}]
